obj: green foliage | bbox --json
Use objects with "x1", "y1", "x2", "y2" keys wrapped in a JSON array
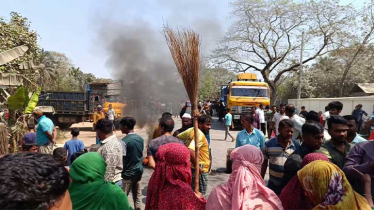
[
  {"x1": 277, "y1": 44, "x2": 374, "y2": 101},
  {"x1": 8, "y1": 87, "x2": 27, "y2": 111},
  {"x1": 36, "y1": 51, "x2": 97, "y2": 91},
  {"x1": 0, "y1": 12, "x2": 40, "y2": 72},
  {"x1": 24, "y1": 86, "x2": 41, "y2": 114},
  {"x1": 198, "y1": 67, "x2": 236, "y2": 101}
]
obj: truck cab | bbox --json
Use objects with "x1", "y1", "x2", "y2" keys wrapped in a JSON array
[{"x1": 222, "y1": 73, "x2": 270, "y2": 127}]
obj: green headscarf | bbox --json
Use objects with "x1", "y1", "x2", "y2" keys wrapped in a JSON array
[{"x1": 69, "y1": 152, "x2": 132, "y2": 210}]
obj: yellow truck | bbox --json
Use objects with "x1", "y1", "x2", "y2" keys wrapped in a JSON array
[{"x1": 221, "y1": 73, "x2": 270, "y2": 127}]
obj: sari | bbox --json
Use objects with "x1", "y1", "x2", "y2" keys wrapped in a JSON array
[
  {"x1": 280, "y1": 153, "x2": 329, "y2": 210},
  {"x1": 298, "y1": 160, "x2": 371, "y2": 210},
  {"x1": 69, "y1": 152, "x2": 131, "y2": 210},
  {"x1": 145, "y1": 143, "x2": 206, "y2": 210},
  {"x1": 206, "y1": 145, "x2": 283, "y2": 210}
]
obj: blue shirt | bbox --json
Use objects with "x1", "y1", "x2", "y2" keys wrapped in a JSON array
[
  {"x1": 352, "y1": 134, "x2": 367, "y2": 145},
  {"x1": 64, "y1": 139, "x2": 85, "y2": 165},
  {"x1": 36, "y1": 116, "x2": 54, "y2": 145},
  {"x1": 225, "y1": 113, "x2": 233, "y2": 126},
  {"x1": 205, "y1": 133, "x2": 211, "y2": 145},
  {"x1": 235, "y1": 128, "x2": 265, "y2": 151},
  {"x1": 263, "y1": 137, "x2": 300, "y2": 194}
]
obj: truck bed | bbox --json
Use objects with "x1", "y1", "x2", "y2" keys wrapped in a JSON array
[{"x1": 38, "y1": 91, "x2": 87, "y2": 115}]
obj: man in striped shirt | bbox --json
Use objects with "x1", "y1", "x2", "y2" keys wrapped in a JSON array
[{"x1": 261, "y1": 119, "x2": 300, "y2": 195}]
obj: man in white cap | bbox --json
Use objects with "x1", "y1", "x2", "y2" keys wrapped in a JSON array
[
  {"x1": 93, "y1": 105, "x2": 105, "y2": 144},
  {"x1": 173, "y1": 113, "x2": 193, "y2": 137}
]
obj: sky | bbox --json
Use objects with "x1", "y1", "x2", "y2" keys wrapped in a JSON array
[
  {"x1": 0, "y1": 0, "x2": 366, "y2": 79},
  {"x1": 0, "y1": 0, "x2": 232, "y2": 79}
]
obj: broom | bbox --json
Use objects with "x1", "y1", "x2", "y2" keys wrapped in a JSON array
[{"x1": 164, "y1": 27, "x2": 200, "y2": 192}]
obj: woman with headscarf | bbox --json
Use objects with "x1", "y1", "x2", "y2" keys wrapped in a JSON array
[
  {"x1": 280, "y1": 153, "x2": 329, "y2": 209},
  {"x1": 69, "y1": 152, "x2": 131, "y2": 210},
  {"x1": 145, "y1": 143, "x2": 206, "y2": 210},
  {"x1": 206, "y1": 145, "x2": 283, "y2": 210},
  {"x1": 282, "y1": 155, "x2": 371, "y2": 210}
]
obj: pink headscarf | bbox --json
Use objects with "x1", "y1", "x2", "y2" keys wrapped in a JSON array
[{"x1": 206, "y1": 145, "x2": 283, "y2": 210}]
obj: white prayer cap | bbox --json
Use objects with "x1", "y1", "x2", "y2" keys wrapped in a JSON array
[{"x1": 182, "y1": 113, "x2": 192, "y2": 119}]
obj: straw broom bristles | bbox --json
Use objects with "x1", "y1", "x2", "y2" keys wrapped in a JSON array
[{"x1": 164, "y1": 27, "x2": 201, "y2": 193}]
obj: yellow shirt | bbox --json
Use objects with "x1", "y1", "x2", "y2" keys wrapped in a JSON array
[
  {"x1": 93, "y1": 112, "x2": 105, "y2": 124},
  {"x1": 177, "y1": 127, "x2": 210, "y2": 173}
]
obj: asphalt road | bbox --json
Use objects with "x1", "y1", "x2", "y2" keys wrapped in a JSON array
[{"x1": 59, "y1": 117, "x2": 269, "y2": 208}]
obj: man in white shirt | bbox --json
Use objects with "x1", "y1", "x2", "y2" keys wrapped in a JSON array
[
  {"x1": 285, "y1": 104, "x2": 305, "y2": 142},
  {"x1": 273, "y1": 103, "x2": 289, "y2": 135},
  {"x1": 256, "y1": 104, "x2": 266, "y2": 135},
  {"x1": 322, "y1": 106, "x2": 330, "y2": 128},
  {"x1": 107, "y1": 104, "x2": 116, "y2": 130}
]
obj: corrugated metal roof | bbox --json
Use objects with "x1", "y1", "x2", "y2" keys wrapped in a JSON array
[{"x1": 351, "y1": 83, "x2": 374, "y2": 94}]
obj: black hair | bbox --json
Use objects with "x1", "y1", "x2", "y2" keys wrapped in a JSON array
[
  {"x1": 279, "y1": 119, "x2": 294, "y2": 130},
  {"x1": 198, "y1": 115, "x2": 212, "y2": 124},
  {"x1": 242, "y1": 113, "x2": 254, "y2": 123},
  {"x1": 27, "y1": 123, "x2": 35, "y2": 130},
  {"x1": 162, "y1": 112, "x2": 172, "y2": 117},
  {"x1": 280, "y1": 103, "x2": 287, "y2": 107},
  {"x1": 0, "y1": 153, "x2": 69, "y2": 209},
  {"x1": 70, "y1": 150, "x2": 87, "y2": 164},
  {"x1": 325, "y1": 106, "x2": 329, "y2": 111},
  {"x1": 120, "y1": 116, "x2": 136, "y2": 130},
  {"x1": 159, "y1": 116, "x2": 174, "y2": 132},
  {"x1": 343, "y1": 115, "x2": 358, "y2": 125},
  {"x1": 265, "y1": 105, "x2": 270, "y2": 109},
  {"x1": 22, "y1": 144, "x2": 35, "y2": 151},
  {"x1": 96, "y1": 119, "x2": 114, "y2": 134},
  {"x1": 226, "y1": 108, "x2": 230, "y2": 112},
  {"x1": 271, "y1": 105, "x2": 277, "y2": 108},
  {"x1": 305, "y1": 111, "x2": 320, "y2": 123},
  {"x1": 71, "y1": 127, "x2": 80, "y2": 136},
  {"x1": 328, "y1": 101, "x2": 343, "y2": 111},
  {"x1": 301, "y1": 106, "x2": 305, "y2": 109},
  {"x1": 302, "y1": 122, "x2": 324, "y2": 136},
  {"x1": 53, "y1": 148, "x2": 67, "y2": 165},
  {"x1": 327, "y1": 115, "x2": 347, "y2": 130},
  {"x1": 285, "y1": 104, "x2": 295, "y2": 113},
  {"x1": 259, "y1": 104, "x2": 263, "y2": 108}
]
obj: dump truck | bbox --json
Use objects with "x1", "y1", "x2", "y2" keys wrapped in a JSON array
[
  {"x1": 221, "y1": 73, "x2": 270, "y2": 127},
  {"x1": 37, "y1": 82, "x2": 126, "y2": 129}
]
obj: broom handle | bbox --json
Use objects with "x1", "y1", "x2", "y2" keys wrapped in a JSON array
[{"x1": 193, "y1": 109, "x2": 200, "y2": 193}]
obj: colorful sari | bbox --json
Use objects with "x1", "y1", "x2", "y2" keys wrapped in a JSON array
[
  {"x1": 69, "y1": 152, "x2": 131, "y2": 210},
  {"x1": 145, "y1": 143, "x2": 206, "y2": 210},
  {"x1": 280, "y1": 153, "x2": 329, "y2": 210},
  {"x1": 206, "y1": 145, "x2": 283, "y2": 210},
  {"x1": 298, "y1": 160, "x2": 371, "y2": 210}
]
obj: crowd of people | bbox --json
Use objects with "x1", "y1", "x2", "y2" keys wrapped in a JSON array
[{"x1": 2, "y1": 100, "x2": 374, "y2": 210}]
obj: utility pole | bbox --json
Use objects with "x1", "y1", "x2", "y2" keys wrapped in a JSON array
[{"x1": 297, "y1": 31, "x2": 305, "y2": 99}]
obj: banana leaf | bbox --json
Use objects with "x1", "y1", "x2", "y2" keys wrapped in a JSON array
[
  {"x1": 24, "y1": 86, "x2": 41, "y2": 114},
  {"x1": 24, "y1": 88, "x2": 29, "y2": 108},
  {"x1": 8, "y1": 87, "x2": 26, "y2": 111},
  {"x1": 0, "y1": 45, "x2": 29, "y2": 65}
]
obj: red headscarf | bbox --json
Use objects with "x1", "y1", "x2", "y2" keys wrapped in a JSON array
[
  {"x1": 280, "y1": 153, "x2": 329, "y2": 210},
  {"x1": 145, "y1": 143, "x2": 206, "y2": 210}
]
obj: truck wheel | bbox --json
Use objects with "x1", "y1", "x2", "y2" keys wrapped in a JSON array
[{"x1": 57, "y1": 123, "x2": 73, "y2": 130}]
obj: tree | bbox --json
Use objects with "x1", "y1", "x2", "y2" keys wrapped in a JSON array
[
  {"x1": 338, "y1": 3, "x2": 374, "y2": 96},
  {"x1": 0, "y1": 12, "x2": 40, "y2": 72},
  {"x1": 198, "y1": 67, "x2": 236, "y2": 101},
  {"x1": 213, "y1": 0, "x2": 355, "y2": 103},
  {"x1": 277, "y1": 44, "x2": 374, "y2": 101}
]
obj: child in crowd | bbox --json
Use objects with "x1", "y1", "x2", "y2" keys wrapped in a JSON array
[
  {"x1": 63, "y1": 128, "x2": 85, "y2": 166},
  {"x1": 53, "y1": 147, "x2": 68, "y2": 166}
]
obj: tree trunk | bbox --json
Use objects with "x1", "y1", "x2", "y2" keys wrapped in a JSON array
[{"x1": 270, "y1": 87, "x2": 277, "y2": 105}]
